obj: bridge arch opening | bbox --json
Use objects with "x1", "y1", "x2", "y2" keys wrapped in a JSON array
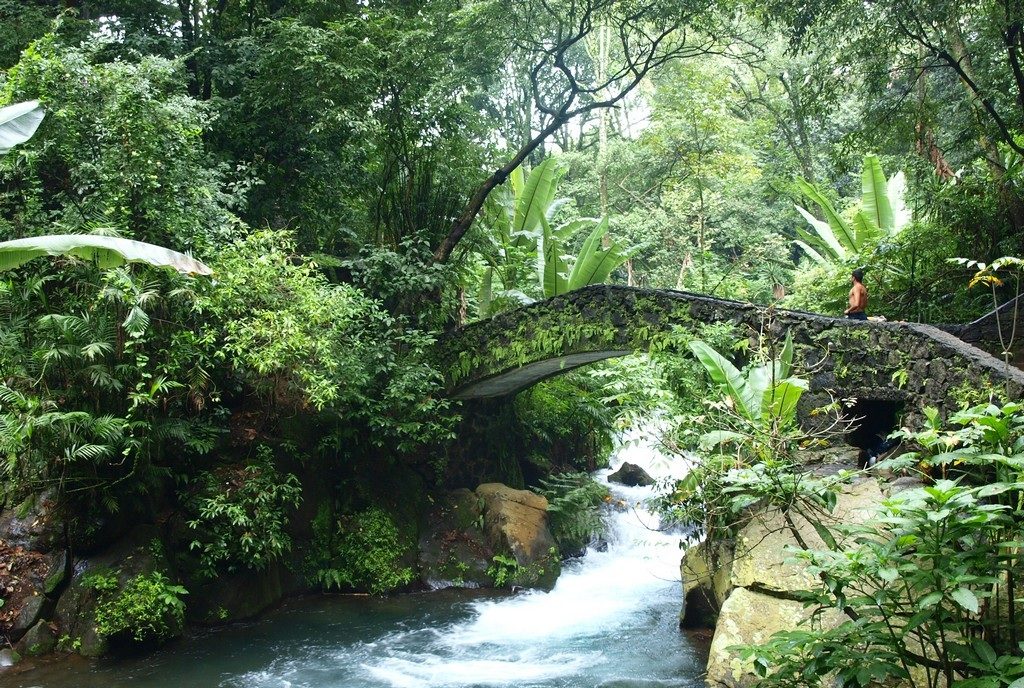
[{"x1": 846, "y1": 398, "x2": 903, "y2": 464}]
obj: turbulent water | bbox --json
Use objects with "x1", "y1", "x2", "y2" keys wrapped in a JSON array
[{"x1": 0, "y1": 436, "x2": 708, "y2": 688}]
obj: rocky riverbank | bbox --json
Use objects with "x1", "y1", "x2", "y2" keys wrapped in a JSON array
[
  {"x1": 0, "y1": 481, "x2": 558, "y2": 666},
  {"x1": 679, "y1": 464, "x2": 922, "y2": 687}
]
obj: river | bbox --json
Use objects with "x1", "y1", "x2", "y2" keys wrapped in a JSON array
[{"x1": 0, "y1": 436, "x2": 708, "y2": 688}]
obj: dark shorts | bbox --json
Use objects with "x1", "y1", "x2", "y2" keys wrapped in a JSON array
[{"x1": 846, "y1": 311, "x2": 867, "y2": 321}]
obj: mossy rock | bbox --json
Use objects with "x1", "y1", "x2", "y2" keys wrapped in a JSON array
[
  {"x1": 14, "y1": 620, "x2": 56, "y2": 657},
  {"x1": 52, "y1": 525, "x2": 180, "y2": 657},
  {"x1": 418, "y1": 489, "x2": 491, "y2": 588},
  {"x1": 186, "y1": 563, "x2": 284, "y2": 625},
  {"x1": 679, "y1": 540, "x2": 734, "y2": 629},
  {"x1": 476, "y1": 483, "x2": 560, "y2": 589}
]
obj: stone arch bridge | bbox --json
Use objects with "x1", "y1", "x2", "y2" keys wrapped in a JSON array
[{"x1": 438, "y1": 285, "x2": 1024, "y2": 426}]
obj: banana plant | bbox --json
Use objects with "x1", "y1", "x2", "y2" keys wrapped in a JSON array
[
  {"x1": 688, "y1": 332, "x2": 807, "y2": 447},
  {"x1": 538, "y1": 216, "x2": 630, "y2": 298},
  {"x1": 0, "y1": 100, "x2": 211, "y2": 276},
  {"x1": 794, "y1": 154, "x2": 910, "y2": 264},
  {"x1": 0, "y1": 100, "x2": 45, "y2": 155},
  {"x1": 478, "y1": 157, "x2": 564, "y2": 312},
  {"x1": 477, "y1": 156, "x2": 630, "y2": 313}
]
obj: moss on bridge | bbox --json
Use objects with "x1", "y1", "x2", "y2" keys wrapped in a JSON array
[{"x1": 438, "y1": 285, "x2": 1024, "y2": 426}]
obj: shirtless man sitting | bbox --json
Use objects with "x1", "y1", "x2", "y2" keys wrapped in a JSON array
[{"x1": 844, "y1": 268, "x2": 868, "y2": 320}]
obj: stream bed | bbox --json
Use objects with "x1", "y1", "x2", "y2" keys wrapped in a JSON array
[{"x1": 0, "y1": 438, "x2": 709, "y2": 688}]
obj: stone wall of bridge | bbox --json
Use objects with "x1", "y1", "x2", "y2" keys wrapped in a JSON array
[{"x1": 438, "y1": 285, "x2": 1024, "y2": 427}]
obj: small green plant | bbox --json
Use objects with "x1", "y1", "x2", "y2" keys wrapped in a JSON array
[
  {"x1": 185, "y1": 447, "x2": 302, "y2": 577},
  {"x1": 88, "y1": 571, "x2": 188, "y2": 644},
  {"x1": 487, "y1": 553, "x2": 523, "y2": 588},
  {"x1": 57, "y1": 634, "x2": 82, "y2": 653}
]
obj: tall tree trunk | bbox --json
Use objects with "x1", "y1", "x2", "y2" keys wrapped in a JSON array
[
  {"x1": 947, "y1": 26, "x2": 1024, "y2": 237},
  {"x1": 915, "y1": 46, "x2": 954, "y2": 180}
]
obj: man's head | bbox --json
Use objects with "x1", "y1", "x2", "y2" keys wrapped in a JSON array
[{"x1": 851, "y1": 268, "x2": 864, "y2": 284}]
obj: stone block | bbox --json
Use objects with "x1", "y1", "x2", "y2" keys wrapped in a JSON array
[
  {"x1": 706, "y1": 587, "x2": 843, "y2": 688},
  {"x1": 14, "y1": 620, "x2": 56, "y2": 657},
  {"x1": 730, "y1": 479, "x2": 884, "y2": 594}
]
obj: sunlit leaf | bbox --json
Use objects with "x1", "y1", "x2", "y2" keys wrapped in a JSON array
[
  {"x1": 0, "y1": 235, "x2": 212, "y2": 275},
  {"x1": 0, "y1": 100, "x2": 45, "y2": 155}
]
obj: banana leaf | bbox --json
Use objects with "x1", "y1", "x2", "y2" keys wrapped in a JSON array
[
  {"x1": 481, "y1": 187, "x2": 515, "y2": 248},
  {"x1": 795, "y1": 205, "x2": 846, "y2": 259},
  {"x1": 538, "y1": 216, "x2": 568, "y2": 297},
  {"x1": 794, "y1": 239, "x2": 827, "y2": 265},
  {"x1": 745, "y1": 364, "x2": 771, "y2": 421},
  {"x1": 797, "y1": 179, "x2": 857, "y2": 253},
  {"x1": 861, "y1": 154, "x2": 894, "y2": 232},
  {"x1": 566, "y1": 217, "x2": 629, "y2": 290},
  {"x1": 0, "y1": 235, "x2": 212, "y2": 275},
  {"x1": 0, "y1": 100, "x2": 44, "y2": 155},
  {"x1": 852, "y1": 210, "x2": 882, "y2": 246},
  {"x1": 479, "y1": 265, "x2": 493, "y2": 317},
  {"x1": 513, "y1": 157, "x2": 559, "y2": 235},
  {"x1": 699, "y1": 430, "x2": 747, "y2": 449},
  {"x1": 689, "y1": 340, "x2": 754, "y2": 419},
  {"x1": 779, "y1": 331, "x2": 794, "y2": 379},
  {"x1": 761, "y1": 378, "x2": 808, "y2": 426}
]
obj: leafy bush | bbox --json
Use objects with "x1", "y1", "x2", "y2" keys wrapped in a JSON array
[
  {"x1": 311, "y1": 506, "x2": 415, "y2": 595},
  {"x1": 735, "y1": 404, "x2": 1024, "y2": 688},
  {"x1": 202, "y1": 230, "x2": 457, "y2": 452},
  {"x1": 185, "y1": 448, "x2": 302, "y2": 577},
  {"x1": 534, "y1": 472, "x2": 609, "y2": 556},
  {"x1": 87, "y1": 571, "x2": 188, "y2": 645}
]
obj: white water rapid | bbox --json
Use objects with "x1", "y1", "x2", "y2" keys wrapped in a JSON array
[{"x1": 352, "y1": 434, "x2": 702, "y2": 688}]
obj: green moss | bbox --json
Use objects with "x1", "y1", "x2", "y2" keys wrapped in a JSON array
[
  {"x1": 444, "y1": 293, "x2": 702, "y2": 385},
  {"x1": 948, "y1": 375, "x2": 1004, "y2": 409}
]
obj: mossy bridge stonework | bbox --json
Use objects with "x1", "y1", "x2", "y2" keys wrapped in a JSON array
[{"x1": 438, "y1": 285, "x2": 1024, "y2": 426}]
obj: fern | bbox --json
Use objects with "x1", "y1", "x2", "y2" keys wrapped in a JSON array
[{"x1": 534, "y1": 472, "x2": 610, "y2": 555}]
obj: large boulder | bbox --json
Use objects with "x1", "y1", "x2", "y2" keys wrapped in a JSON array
[
  {"x1": 475, "y1": 483, "x2": 559, "y2": 588},
  {"x1": 679, "y1": 540, "x2": 734, "y2": 628},
  {"x1": 0, "y1": 492, "x2": 63, "y2": 552},
  {"x1": 608, "y1": 462, "x2": 655, "y2": 487},
  {"x1": 730, "y1": 478, "x2": 884, "y2": 595},
  {"x1": 699, "y1": 478, "x2": 884, "y2": 686},
  {"x1": 14, "y1": 619, "x2": 56, "y2": 657},
  {"x1": 418, "y1": 489, "x2": 492, "y2": 588},
  {"x1": 706, "y1": 587, "x2": 843, "y2": 688}
]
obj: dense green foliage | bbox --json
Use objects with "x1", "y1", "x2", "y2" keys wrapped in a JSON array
[
  {"x1": 309, "y1": 506, "x2": 416, "y2": 596},
  {"x1": 737, "y1": 404, "x2": 1024, "y2": 688},
  {"x1": 0, "y1": 0, "x2": 1023, "y2": 668},
  {"x1": 184, "y1": 448, "x2": 302, "y2": 578},
  {"x1": 86, "y1": 570, "x2": 188, "y2": 645}
]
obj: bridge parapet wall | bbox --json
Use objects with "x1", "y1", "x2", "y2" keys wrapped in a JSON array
[{"x1": 439, "y1": 285, "x2": 1024, "y2": 427}]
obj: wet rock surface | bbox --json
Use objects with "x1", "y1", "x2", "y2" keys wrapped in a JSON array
[{"x1": 607, "y1": 462, "x2": 655, "y2": 487}]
